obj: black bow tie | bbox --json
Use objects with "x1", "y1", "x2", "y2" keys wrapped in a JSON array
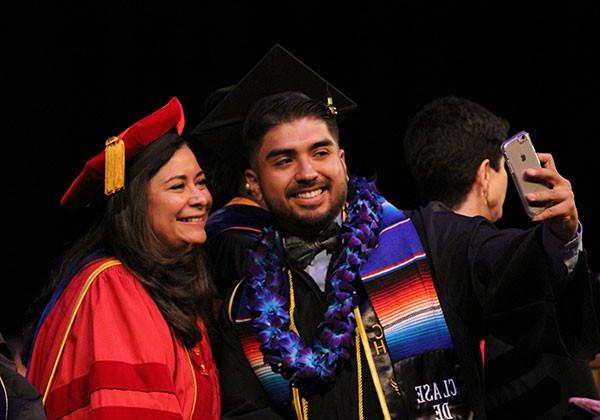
[{"x1": 284, "y1": 223, "x2": 341, "y2": 270}]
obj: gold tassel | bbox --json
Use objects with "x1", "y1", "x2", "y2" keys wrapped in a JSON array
[
  {"x1": 104, "y1": 136, "x2": 125, "y2": 195},
  {"x1": 326, "y1": 96, "x2": 338, "y2": 115}
]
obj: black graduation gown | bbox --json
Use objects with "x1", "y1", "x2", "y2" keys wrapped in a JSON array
[
  {"x1": 205, "y1": 202, "x2": 272, "y2": 297},
  {"x1": 415, "y1": 203, "x2": 600, "y2": 420},
  {"x1": 218, "y1": 202, "x2": 599, "y2": 419}
]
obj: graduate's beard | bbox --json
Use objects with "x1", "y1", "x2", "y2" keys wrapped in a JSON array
[{"x1": 270, "y1": 184, "x2": 347, "y2": 238}]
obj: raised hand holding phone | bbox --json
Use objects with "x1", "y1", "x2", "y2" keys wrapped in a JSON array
[
  {"x1": 526, "y1": 152, "x2": 579, "y2": 241},
  {"x1": 502, "y1": 131, "x2": 578, "y2": 241}
]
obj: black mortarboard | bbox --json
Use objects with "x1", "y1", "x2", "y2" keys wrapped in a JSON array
[{"x1": 191, "y1": 44, "x2": 357, "y2": 160}]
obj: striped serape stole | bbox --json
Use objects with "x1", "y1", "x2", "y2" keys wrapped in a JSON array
[
  {"x1": 358, "y1": 201, "x2": 470, "y2": 419},
  {"x1": 360, "y1": 201, "x2": 453, "y2": 361},
  {"x1": 232, "y1": 291, "x2": 291, "y2": 407}
]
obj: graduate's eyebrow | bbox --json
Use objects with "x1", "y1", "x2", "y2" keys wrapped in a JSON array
[{"x1": 265, "y1": 139, "x2": 335, "y2": 161}]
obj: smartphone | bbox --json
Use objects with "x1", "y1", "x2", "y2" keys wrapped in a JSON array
[{"x1": 501, "y1": 131, "x2": 551, "y2": 217}]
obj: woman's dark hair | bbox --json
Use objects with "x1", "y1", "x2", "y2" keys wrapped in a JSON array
[{"x1": 28, "y1": 133, "x2": 216, "y2": 351}]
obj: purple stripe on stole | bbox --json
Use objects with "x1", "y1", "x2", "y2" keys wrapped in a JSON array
[{"x1": 360, "y1": 204, "x2": 422, "y2": 280}]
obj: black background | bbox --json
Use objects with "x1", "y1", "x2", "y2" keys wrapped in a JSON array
[{"x1": 4, "y1": 3, "x2": 599, "y2": 338}]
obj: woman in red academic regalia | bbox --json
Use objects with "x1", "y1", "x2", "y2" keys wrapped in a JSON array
[{"x1": 26, "y1": 97, "x2": 220, "y2": 419}]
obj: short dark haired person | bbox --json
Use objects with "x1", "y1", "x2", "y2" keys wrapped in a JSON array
[{"x1": 403, "y1": 95, "x2": 599, "y2": 419}]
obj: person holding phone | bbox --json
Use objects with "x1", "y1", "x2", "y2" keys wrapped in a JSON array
[{"x1": 403, "y1": 95, "x2": 599, "y2": 419}]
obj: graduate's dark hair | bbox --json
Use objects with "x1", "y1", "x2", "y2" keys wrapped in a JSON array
[
  {"x1": 403, "y1": 95, "x2": 509, "y2": 208},
  {"x1": 27, "y1": 133, "x2": 216, "y2": 353},
  {"x1": 243, "y1": 91, "x2": 340, "y2": 164}
]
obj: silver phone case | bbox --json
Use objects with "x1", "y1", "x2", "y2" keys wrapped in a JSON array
[{"x1": 501, "y1": 131, "x2": 550, "y2": 217}]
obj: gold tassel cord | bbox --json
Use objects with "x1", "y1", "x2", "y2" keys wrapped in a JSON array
[
  {"x1": 326, "y1": 96, "x2": 338, "y2": 115},
  {"x1": 288, "y1": 270, "x2": 309, "y2": 419},
  {"x1": 354, "y1": 307, "x2": 392, "y2": 420},
  {"x1": 355, "y1": 329, "x2": 364, "y2": 420},
  {"x1": 292, "y1": 387, "x2": 304, "y2": 420},
  {"x1": 104, "y1": 136, "x2": 125, "y2": 195},
  {"x1": 287, "y1": 270, "x2": 300, "y2": 335}
]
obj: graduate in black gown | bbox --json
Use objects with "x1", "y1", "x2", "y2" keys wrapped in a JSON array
[{"x1": 402, "y1": 95, "x2": 600, "y2": 419}]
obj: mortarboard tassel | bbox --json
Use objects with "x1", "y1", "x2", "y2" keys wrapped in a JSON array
[
  {"x1": 104, "y1": 136, "x2": 125, "y2": 195},
  {"x1": 326, "y1": 96, "x2": 338, "y2": 115}
]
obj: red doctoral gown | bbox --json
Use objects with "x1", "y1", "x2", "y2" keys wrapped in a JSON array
[{"x1": 27, "y1": 257, "x2": 221, "y2": 420}]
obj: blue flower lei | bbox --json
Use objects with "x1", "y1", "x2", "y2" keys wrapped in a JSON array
[{"x1": 246, "y1": 176, "x2": 384, "y2": 384}]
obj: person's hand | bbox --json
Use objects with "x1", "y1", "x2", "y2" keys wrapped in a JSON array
[
  {"x1": 569, "y1": 397, "x2": 600, "y2": 417},
  {"x1": 526, "y1": 153, "x2": 579, "y2": 241}
]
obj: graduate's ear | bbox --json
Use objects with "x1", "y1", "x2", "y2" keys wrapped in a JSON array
[
  {"x1": 339, "y1": 148, "x2": 349, "y2": 181},
  {"x1": 244, "y1": 168, "x2": 264, "y2": 204}
]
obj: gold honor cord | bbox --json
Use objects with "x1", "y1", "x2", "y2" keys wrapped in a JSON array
[
  {"x1": 355, "y1": 329, "x2": 364, "y2": 420},
  {"x1": 287, "y1": 271, "x2": 366, "y2": 420},
  {"x1": 287, "y1": 270, "x2": 309, "y2": 420},
  {"x1": 354, "y1": 307, "x2": 392, "y2": 420},
  {"x1": 287, "y1": 270, "x2": 300, "y2": 335},
  {"x1": 42, "y1": 260, "x2": 122, "y2": 404},
  {"x1": 227, "y1": 278, "x2": 246, "y2": 323}
]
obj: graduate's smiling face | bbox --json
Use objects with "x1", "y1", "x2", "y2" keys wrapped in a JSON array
[
  {"x1": 246, "y1": 117, "x2": 347, "y2": 237},
  {"x1": 147, "y1": 145, "x2": 212, "y2": 252}
]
